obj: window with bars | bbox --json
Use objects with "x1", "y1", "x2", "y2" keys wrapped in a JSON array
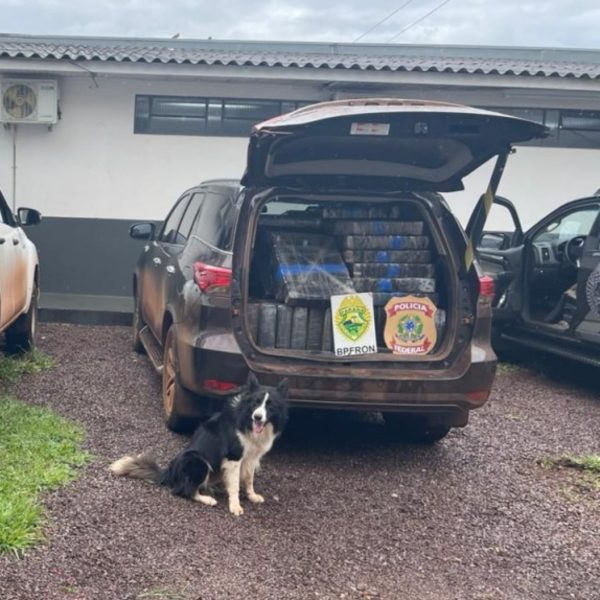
[{"x1": 134, "y1": 95, "x2": 310, "y2": 137}]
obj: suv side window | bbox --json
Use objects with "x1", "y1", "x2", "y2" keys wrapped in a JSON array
[
  {"x1": 192, "y1": 190, "x2": 238, "y2": 251},
  {"x1": 159, "y1": 193, "x2": 191, "y2": 244},
  {"x1": 177, "y1": 192, "x2": 204, "y2": 245}
]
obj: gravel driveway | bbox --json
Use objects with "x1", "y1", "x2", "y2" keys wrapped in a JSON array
[{"x1": 1, "y1": 324, "x2": 598, "y2": 600}]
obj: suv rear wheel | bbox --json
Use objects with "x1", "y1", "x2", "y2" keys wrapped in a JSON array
[
  {"x1": 162, "y1": 326, "x2": 198, "y2": 433},
  {"x1": 384, "y1": 413, "x2": 451, "y2": 444},
  {"x1": 6, "y1": 283, "x2": 38, "y2": 353}
]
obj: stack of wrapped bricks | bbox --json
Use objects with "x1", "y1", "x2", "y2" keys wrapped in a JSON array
[{"x1": 250, "y1": 204, "x2": 445, "y2": 353}]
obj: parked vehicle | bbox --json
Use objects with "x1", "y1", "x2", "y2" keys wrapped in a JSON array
[
  {"x1": 473, "y1": 194, "x2": 600, "y2": 367},
  {"x1": 0, "y1": 188, "x2": 41, "y2": 352},
  {"x1": 130, "y1": 99, "x2": 545, "y2": 441}
]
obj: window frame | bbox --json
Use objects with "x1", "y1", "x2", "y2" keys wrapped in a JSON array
[{"x1": 134, "y1": 95, "x2": 310, "y2": 138}]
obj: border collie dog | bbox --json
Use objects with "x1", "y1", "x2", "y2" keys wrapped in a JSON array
[{"x1": 110, "y1": 374, "x2": 288, "y2": 516}]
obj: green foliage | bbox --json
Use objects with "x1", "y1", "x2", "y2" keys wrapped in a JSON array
[
  {"x1": 0, "y1": 395, "x2": 89, "y2": 554},
  {"x1": 0, "y1": 348, "x2": 55, "y2": 384}
]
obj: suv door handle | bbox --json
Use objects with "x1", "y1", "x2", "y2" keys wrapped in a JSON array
[
  {"x1": 153, "y1": 257, "x2": 162, "y2": 266},
  {"x1": 12, "y1": 238, "x2": 19, "y2": 245}
]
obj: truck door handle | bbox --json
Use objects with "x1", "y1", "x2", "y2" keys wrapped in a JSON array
[{"x1": 153, "y1": 257, "x2": 162, "y2": 266}]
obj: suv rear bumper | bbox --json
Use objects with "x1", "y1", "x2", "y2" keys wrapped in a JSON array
[{"x1": 179, "y1": 329, "x2": 496, "y2": 424}]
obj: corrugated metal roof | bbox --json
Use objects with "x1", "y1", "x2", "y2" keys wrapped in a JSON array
[{"x1": 1, "y1": 34, "x2": 600, "y2": 79}]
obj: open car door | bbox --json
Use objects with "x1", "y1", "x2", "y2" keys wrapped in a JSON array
[{"x1": 467, "y1": 195, "x2": 526, "y2": 324}]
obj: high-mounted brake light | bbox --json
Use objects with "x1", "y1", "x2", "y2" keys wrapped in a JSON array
[
  {"x1": 479, "y1": 275, "x2": 495, "y2": 299},
  {"x1": 193, "y1": 262, "x2": 232, "y2": 292}
]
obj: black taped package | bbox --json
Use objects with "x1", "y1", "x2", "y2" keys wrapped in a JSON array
[
  {"x1": 322, "y1": 205, "x2": 404, "y2": 219},
  {"x1": 352, "y1": 263, "x2": 435, "y2": 278},
  {"x1": 332, "y1": 221, "x2": 424, "y2": 236},
  {"x1": 260, "y1": 231, "x2": 355, "y2": 305},
  {"x1": 353, "y1": 277, "x2": 436, "y2": 293},
  {"x1": 342, "y1": 235, "x2": 430, "y2": 250},
  {"x1": 343, "y1": 249, "x2": 433, "y2": 264}
]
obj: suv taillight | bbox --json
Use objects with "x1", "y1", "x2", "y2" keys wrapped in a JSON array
[
  {"x1": 193, "y1": 262, "x2": 232, "y2": 292},
  {"x1": 479, "y1": 275, "x2": 495, "y2": 299}
]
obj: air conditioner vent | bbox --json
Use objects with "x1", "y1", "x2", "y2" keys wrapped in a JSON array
[{"x1": 1, "y1": 79, "x2": 59, "y2": 124}]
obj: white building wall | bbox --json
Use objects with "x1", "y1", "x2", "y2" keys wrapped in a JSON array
[
  {"x1": 0, "y1": 73, "x2": 599, "y2": 228},
  {"x1": 0, "y1": 75, "x2": 324, "y2": 221}
]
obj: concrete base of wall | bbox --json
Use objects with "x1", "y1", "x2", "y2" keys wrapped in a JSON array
[{"x1": 40, "y1": 293, "x2": 133, "y2": 326}]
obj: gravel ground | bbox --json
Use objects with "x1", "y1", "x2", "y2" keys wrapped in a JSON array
[{"x1": 1, "y1": 323, "x2": 599, "y2": 600}]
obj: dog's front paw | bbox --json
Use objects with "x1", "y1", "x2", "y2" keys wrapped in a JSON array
[
  {"x1": 229, "y1": 502, "x2": 244, "y2": 516},
  {"x1": 248, "y1": 492, "x2": 265, "y2": 504}
]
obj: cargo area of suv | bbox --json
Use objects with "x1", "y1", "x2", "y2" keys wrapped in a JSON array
[{"x1": 245, "y1": 194, "x2": 453, "y2": 358}]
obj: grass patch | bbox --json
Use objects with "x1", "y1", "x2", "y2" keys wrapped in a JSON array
[
  {"x1": 0, "y1": 348, "x2": 55, "y2": 384},
  {"x1": 0, "y1": 395, "x2": 89, "y2": 555},
  {"x1": 539, "y1": 454, "x2": 600, "y2": 495},
  {"x1": 496, "y1": 362, "x2": 522, "y2": 375},
  {"x1": 545, "y1": 454, "x2": 600, "y2": 474}
]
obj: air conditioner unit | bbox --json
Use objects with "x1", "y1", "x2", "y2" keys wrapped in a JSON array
[{"x1": 1, "y1": 79, "x2": 59, "y2": 125}]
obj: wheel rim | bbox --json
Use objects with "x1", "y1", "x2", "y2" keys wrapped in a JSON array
[{"x1": 163, "y1": 344, "x2": 176, "y2": 417}]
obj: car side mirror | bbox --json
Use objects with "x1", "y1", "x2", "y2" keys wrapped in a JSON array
[
  {"x1": 17, "y1": 207, "x2": 42, "y2": 226},
  {"x1": 129, "y1": 222, "x2": 155, "y2": 240}
]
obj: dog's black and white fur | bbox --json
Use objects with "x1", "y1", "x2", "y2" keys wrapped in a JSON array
[{"x1": 110, "y1": 373, "x2": 288, "y2": 516}]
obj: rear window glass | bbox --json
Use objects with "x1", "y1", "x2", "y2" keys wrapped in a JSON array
[{"x1": 192, "y1": 191, "x2": 238, "y2": 251}]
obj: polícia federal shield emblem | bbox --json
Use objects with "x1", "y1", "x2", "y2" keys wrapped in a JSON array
[{"x1": 384, "y1": 295, "x2": 438, "y2": 355}]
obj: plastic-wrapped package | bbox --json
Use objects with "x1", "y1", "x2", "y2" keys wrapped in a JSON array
[
  {"x1": 322, "y1": 308, "x2": 334, "y2": 352},
  {"x1": 257, "y1": 303, "x2": 277, "y2": 347},
  {"x1": 290, "y1": 306, "x2": 308, "y2": 349},
  {"x1": 307, "y1": 307, "x2": 325, "y2": 351},
  {"x1": 352, "y1": 263, "x2": 435, "y2": 278},
  {"x1": 261, "y1": 231, "x2": 355, "y2": 305},
  {"x1": 332, "y1": 221, "x2": 424, "y2": 236},
  {"x1": 343, "y1": 249, "x2": 433, "y2": 264},
  {"x1": 354, "y1": 277, "x2": 436, "y2": 293},
  {"x1": 275, "y1": 304, "x2": 293, "y2": 348},
  {"x1": 343, "y1": 235, "x2": 430, "y2": 250}
]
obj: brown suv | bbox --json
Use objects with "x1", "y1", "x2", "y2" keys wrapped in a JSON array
[{"x1": 130, "y1": 99, "x2": 546, "y2": 442}]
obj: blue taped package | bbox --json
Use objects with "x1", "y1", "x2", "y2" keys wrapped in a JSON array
[{"x1": 261, "y1": 231, "x2": 355, "y2": 305}]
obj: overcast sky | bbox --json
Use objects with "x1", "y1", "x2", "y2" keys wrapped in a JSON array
[{"x1": 1, "y1": 0, "x2": 599, "y2": 49}]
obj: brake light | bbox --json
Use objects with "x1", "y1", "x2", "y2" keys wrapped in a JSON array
[
  {"x1": 203, "y1": 379, "x2": 238, "y2": 392},
  {"x1": 479, "y1": 275, "x2": 495, "y2": 299},
  {"x1": 193, "y1": 262, "x2": 232, "y2": 292}
]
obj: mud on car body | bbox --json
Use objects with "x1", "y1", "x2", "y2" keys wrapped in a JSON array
[
  {"x1": 0, "y1": 188, "x2": 40, "y2": 352},
  {"x1": 130, "y1": 99, "x2": 546, "y2": 442}
]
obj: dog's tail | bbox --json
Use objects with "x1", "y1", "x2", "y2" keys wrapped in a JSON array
[{"x1": 109, "y1": 453, "x2": 163, "y2": 484}]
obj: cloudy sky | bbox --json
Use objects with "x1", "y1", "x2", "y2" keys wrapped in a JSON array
[{"x1": 1, "y1": 0, "x2": 599, "y2": 48}]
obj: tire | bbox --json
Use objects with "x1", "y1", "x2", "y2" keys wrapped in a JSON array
[
  {"x1": 162, "y1": 326, "x2": 198, "y2": 433},
  {"x1": 384, "y1": 413, "x2": 451, "y2": 444},
  {"x1": 132, "y1": 291, "x2": 145, "y2": 354},
  {"x1": 6, "y1": 283, "x2": 39, "y2": 353}
]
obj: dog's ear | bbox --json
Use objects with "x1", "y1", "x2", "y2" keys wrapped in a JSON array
[
  {"x1": 246, "y1": 372, "x2": 260, "y2": 391},
  {"x1": 277, "y1": 378, "x2": 289, "y2": 397}
]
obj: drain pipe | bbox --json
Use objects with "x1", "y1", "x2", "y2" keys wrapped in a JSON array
[{"x1": 11, "y1": 123, "x2": 18, "y2": 212}]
